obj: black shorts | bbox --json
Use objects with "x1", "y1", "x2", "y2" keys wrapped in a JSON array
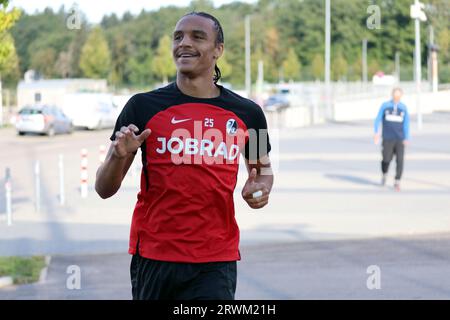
[{"x1": 130, "y1": 253, "x2": 237, "y2": 300}]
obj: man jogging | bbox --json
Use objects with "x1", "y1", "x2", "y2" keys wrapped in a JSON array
[
  {"x1": 95, "y1": 12, "x2": 273, "y2": 300},
  {"x1": 374, "y1": 87, "x2": 410, "y2": 191}
]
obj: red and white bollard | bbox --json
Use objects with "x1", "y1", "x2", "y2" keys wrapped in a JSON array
[
  {"x1": 99, "y1": 145, "x2": 106, "y2": 165},
  {"x1": 80, "y1": 149, "x2": 88, "y2": 198}
]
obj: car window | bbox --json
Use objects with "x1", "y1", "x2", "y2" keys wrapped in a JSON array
[
  {"x1": 99, "y1": 102, "x2": 112, "y2": 112},
  {"x1": 41, "y1": 107, "x2": 52, "y2": 115},
  {"x1": 56, "y1": 108, "x2": 67, "y2": 118},
  {"x1": 60, "y1": 110, "x2": 69, "y2": 118},
  {"x1": 19, "y1": 109, "x2": 42, "y2": 115},
  {"x1": 51, "y1": 107, "x2": 60, "y2": 116},
  {"x1": 48, "y1": 107, "x2": 61, "y2": 117}
]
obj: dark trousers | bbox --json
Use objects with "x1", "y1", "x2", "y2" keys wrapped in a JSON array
[
  {"x1": 381, "y1": 140, "x2": 405, "y2": 180},
  {"x1": 130, "y1": 253, "x2": 237, "y2": 300}
]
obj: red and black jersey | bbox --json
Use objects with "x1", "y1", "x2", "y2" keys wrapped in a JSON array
[{"x1": 110, "y1": 82, "x2": 271, "y2": 263}]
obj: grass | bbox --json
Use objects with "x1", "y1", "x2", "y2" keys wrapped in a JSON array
[
  {"x1": 0, "y1": 256, "x2": 46, "y2": 285},
  {"x1": 0, "y1": 124, "x2": 12, "y2": 129}
]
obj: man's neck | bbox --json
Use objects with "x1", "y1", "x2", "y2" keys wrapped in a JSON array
[{"x1": 176, "y1": 73, "x2": 220, "y2": 98}]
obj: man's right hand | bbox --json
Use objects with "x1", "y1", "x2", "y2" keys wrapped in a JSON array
[{"x1": 112, "y1": 124, "x2": 151, "y2": 159}]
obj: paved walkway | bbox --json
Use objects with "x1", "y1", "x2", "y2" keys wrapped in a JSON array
[
  {"x1": 1, "y1": 233, "x2": 450, "y2": 299},
  {"x1": 1, "y1": 113, "x2": 450, "y2": 256},
  {"x1": 1, "y1": 112, "x2": 450, "y2": 299}
]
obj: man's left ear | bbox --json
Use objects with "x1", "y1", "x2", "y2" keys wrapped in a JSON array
[{"x1": 214, "y1": 45, "x2": 224, "y2": 60}]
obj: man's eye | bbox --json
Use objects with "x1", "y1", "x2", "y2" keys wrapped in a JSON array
[{"x1": 174, "y1": 35, "x2": 182, "y2": 40}]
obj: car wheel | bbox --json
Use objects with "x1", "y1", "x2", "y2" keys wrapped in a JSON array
[
  {"x1": 18, "y1": 131, "x2": 25, "y2": 136},
  {"x1": 47, "y1": 126, "x2": 55, "y2": 137}
]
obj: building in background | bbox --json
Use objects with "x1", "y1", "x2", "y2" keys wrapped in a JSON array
[{"x1": 17, "y1": 77, "x2": 108, "y2": 109}]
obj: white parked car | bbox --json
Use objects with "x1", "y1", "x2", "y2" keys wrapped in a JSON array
[
  {"x1": 16, "y1": 105, "x2": 73, "y2": 136},
  {"x1": 62, "y1": 93, "x2": 117, "y2": 130}
]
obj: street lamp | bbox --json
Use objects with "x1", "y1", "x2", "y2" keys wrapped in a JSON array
[
  {"x1": 325, "y1": 0, "x2": 331, "y2": 120},
  {"x1": 362, "y1": 39, "x2": 368, "y2": 84},
  {"x1": 245, "y1": 15, "x2": 251, "y2": 98},
  {"x1": 410, "y1": 0, "x2": 427, "y2": 130},
  {"x1": 427, "y1": 25, "x2": 439, "y2": 93}
]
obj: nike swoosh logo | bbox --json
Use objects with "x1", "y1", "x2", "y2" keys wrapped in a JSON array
[{"x1": 171, "y1": 117, "x2": 191, "y2": 124}]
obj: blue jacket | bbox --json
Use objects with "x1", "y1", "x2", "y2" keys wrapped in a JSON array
[{"x1": 374, "y1": 100, "x2": 410, "y2": 141}]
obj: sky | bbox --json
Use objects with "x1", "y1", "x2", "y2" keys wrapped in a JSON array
[{"x1": 10, "y1": 0, "x2": 256, "y2": 23}]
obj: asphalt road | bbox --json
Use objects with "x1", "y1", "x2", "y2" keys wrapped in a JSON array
[
  {"x1": 1, "y1": 113, "x2": 450, "y2": 256},
  {"x1": 1, "y1": 233, "x2": 449, "y2": 299},
  {"x1": 0, "y1": 112, "x2": 449, "y2": 299}
]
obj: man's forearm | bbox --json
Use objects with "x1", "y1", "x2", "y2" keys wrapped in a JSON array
[{"x1": 95, "y1": 152, "x2": 132, "y2": 199}]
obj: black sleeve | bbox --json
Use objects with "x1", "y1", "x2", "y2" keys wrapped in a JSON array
[
  {"x1": 243, "y1": 104, "x2": 271, "y2": 162},
  {"x1": 109, "y1": 95, "x2": 140, "y2": 154}
]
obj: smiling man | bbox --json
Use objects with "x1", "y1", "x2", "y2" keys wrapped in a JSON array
[{"x1": 95, "y1": 12, "x2": 274, "y2": 300}]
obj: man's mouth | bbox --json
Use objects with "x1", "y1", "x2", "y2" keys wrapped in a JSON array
[{"x1": 177, "y1": 52, "x2": 200, "y2": 59}]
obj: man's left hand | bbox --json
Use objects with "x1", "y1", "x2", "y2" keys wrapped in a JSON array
[{"x1": 242, "y1": 168, "x2": 270, "y2": 209}]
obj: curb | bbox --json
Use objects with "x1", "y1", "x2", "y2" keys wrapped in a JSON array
[
  {"x1": 0, "y1": 276, "x2": 13, "y2": 288},
  {"x1": 38, "y1": 255, "x2": 52, "y2": 284}
]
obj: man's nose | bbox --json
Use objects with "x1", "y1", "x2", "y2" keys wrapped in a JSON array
[{"x1": 178, "y1": 35, "x2": 193, "y2": 47}]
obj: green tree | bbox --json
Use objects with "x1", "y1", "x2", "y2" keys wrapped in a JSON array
[
  {"x1": 109, "y1": 32, "x2": 129, "y2": 86},
  {"x1": 437, "y1": 28, "x2": 449, "y2": 61},
  {"x1": 189, "y1": 0, "x2": 214, "y2": 11},
  {"x1": 368, "y1": 59, "x2": 381, "y2": 80},
  {"x1": 311, "y1": 54, "x2": 324, "y2": 81},
  {"x1": 0, "y1": 1, "x2": 20, "y2": 77},
  {"x1": 30, "y1": 48, "x2": 57, "y2": 77},
  {"x1": 282, "y1": 48, "x2": 301, "y2": 81},
  {"x1": 152, "y1": 35, "x2": 176, "y2": 84},
  {"x1": 350, "y1": 52, "x2": 362, "y2": 81},
  {"x1": 10, "y1": 6, "x2": 87, "y2": 77},
  {"x1": 69, "y1": 29, "x2": 88, "y2": 77},
  {"x1": 250, "y1": 45, "x2": 264, "y2": 82},
  {"x1": 217, "y1": 50, "x2": 232, "y2": 81},
  {"x1": 332, "y1": 51, "x2": 348, "y2": 81},
  {"x1": 0, "y1": 32, "x2": 19, "y2": 84},
  {"x1": 55, "y1": 45, "x2": 74, "y2": 78},
  {"x1": 0, "y1": 0, "x2": 21, "y2": 126},
  {"x1": 79, "y1": 27, "x2": 111, "y2": 79},
  {"x1": 0, "y1": 0, "x2": 20, "y2": 32},
  {"x1": 264, "y1": 27, "x2": 282, "y2": 83},
  {"x1": 126, "y1": 47, "x2": 153, "y2": 87},
  {"x1": 7, "y1": 0, "x2": 450, "y2": 87}
]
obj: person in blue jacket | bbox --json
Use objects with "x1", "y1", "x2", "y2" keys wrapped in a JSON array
[{"x1": 374, "y1": 88, "x2": 410, "y2": 191}]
